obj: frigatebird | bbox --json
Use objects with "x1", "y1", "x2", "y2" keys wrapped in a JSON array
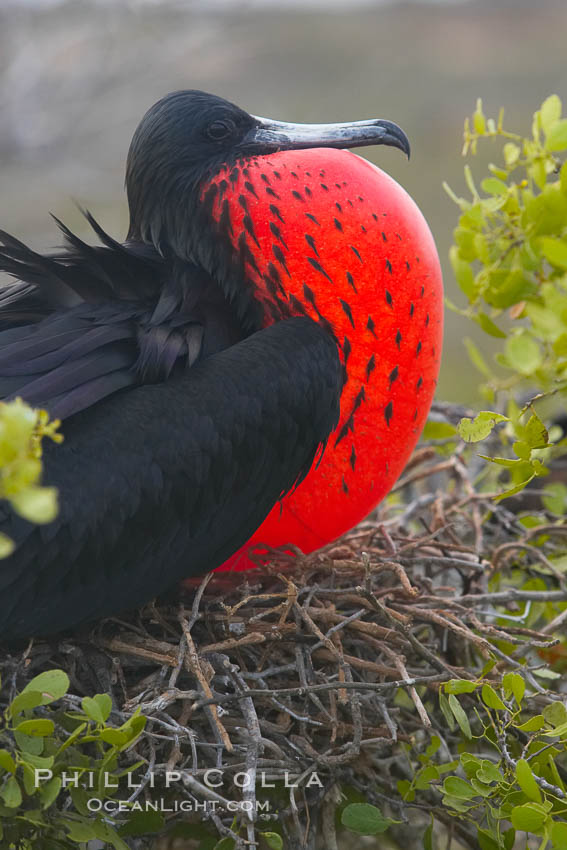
[{"x1": 0, "y1": 91, "x2": 442, "y2": 640}]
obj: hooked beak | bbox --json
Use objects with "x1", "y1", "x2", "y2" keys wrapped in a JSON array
[{"x1": 241, "y1": 115, "x2": 411, "y2": 159}]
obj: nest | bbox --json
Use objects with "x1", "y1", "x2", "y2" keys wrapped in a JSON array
[{"x1": 1, "y1": 404, "x2": 566, "y2": 850}]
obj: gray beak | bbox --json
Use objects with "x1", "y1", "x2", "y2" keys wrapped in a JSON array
[{"x1": 241, "y1": 115, "x2": 411, "y2": 159}]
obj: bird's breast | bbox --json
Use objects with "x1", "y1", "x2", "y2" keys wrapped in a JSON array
[{"x1": 203, "y1": 147, "x2": 443, "y2": 556}]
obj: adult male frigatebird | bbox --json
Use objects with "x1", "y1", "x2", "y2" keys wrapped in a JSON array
[{"x1": 0, "y1": 91, "x2": 442, "y2": 640}]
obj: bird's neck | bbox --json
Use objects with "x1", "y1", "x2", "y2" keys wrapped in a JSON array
[{"x1": 127, "y1": 163, "x2": 269, "y2": 335}]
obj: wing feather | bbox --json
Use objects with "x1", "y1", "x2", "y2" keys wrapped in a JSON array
[
  {"x1": 0, "y1": 215, "x2": 245, "y2": 418},
  {"x1": 0, "y1": 318, "x2": 342, "y2": 640}
]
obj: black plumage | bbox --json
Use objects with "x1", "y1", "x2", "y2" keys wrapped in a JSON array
[
  {"x1": 0, "y1": 93, "x2": 344, "y2": 640},
  {"x1": 0, "y1": 207, "x2": 342, "y2": 640},
  {"x1": 0, "y1": 317, "x2": 341, "y2": 639},
  {"x1": 0, "y1": 90, "x2": 409, "y2": 640}
]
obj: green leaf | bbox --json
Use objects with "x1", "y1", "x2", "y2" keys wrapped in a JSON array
[
  {"x1": 561, "y1": 160, "x2": 567, "y2": 196},
  {"x1": 438, "y1": 692, "x2": 455, "y2": 731},
  {"x1": 476, "y1": 760, "x2": 503, "y2": 784},
  {"x1": 477, "y1": 828, "x2": 502, "y2": 850},
  {"x1": 99, "y1": 728, "x2": 128, "y2": 747},
  {"x1": 415, "y1": 765, "x2": 440, "y2": 790},
  {"x1": 1, "y1": 776, "x2": 22, "y2": 808},
  {"x1": 543, "y1": 702, "x2": 567, "y2": 728},
  {"x1": 458, "y1": 411, "x2": 508, "y2": 443},
  {"x1": 0, "y1": 751, "x2": 16, "y2": 774},
  {"x1": 481, "y1": 177, "x2": 508, "y2": 196},
  {"x1": 0, "y1": 533, "x2": 15, "y2": 559},
  {"x1": 524, "y1": 413, "x2": 549, "y2": 449},
  {"x1": 261, "y1": 833, "x2": 283, "y2": 850},
  {"x1": 56, "y1": 721, "x2": 87, "y2": 756},
  {"x1": 423, "y1": 816, "x2": 434, "y2": 850},
  {"x1": 473, "y1": 101, "x2": 486, "y2": 135},
  {"x1": 213, "y1": 839, "x2": 235, "y2": 850},
  {"x1": 545, "y1": 118, "x2": 567, "y2": 151},
  {"x1": 9, "y1": 690, "x2": 44, "y2": 717},
  {"x1": 21, "y1": 752, "x2": 53, "y2": 770},
  {"x1": 551, "y1": 822, "x2": 567, "y2": 849},
  {"x1": 515, "y1": 715, "x2": 545, "y2": 733},
  {"x1": 516, "y1": 759, "x2": 542, "y2": 803},
  {"x1": 10, "y1": 486, "x2": 58, "y2": 524},
  {"x1": 541, "y1": 94, "x2": 562, "y2": 134},
  {"x1": 505, "y1": 335, "x2": 543, "y2": 375},
  {"x1": 553, "y1": 333, "x2": 567, "y2": 357},
  {"x1": 464, "y1": 338, "x2": 491, "y2": 377},
  {"x1": 13, "y1": 730, "x2": 43, "y2": 755},
  {"x1": 502, "y1": 673, "x2": 525, "y2": 706},
  {"x1": 480, "y1": 455, "x2": 528, "y2": 468},
  {"x1": 119, "y1": 712, "x2": 146, "y2": 743},
  {"x1": 529, "y1": 458, "x2": 546, "y2": 476},
  {"x1": 504, "y1": 143, "x2": 521, "y2": 167},
  {"x1": 461, "y1": 753, "x2": 482, "y2": 778},
  {"x1": 341, "y1": 803, "x2": 394, "y2": 835},
  {"x1": 540, "y1": 237, "x2": 567, "y2": 271},
  {"x1": 542, "y1": 483, "x2": 567, "y2": 515},
  {"x1": 64, "y1": 820, "x2": 101, "y2": 842},
  {"x1": 15, "y1": 718, "x2": 54, "y2": 737},
  {"x1": 448, "y1": 694, "x2": 472, "y2": 739},
  {"x1": 513, "y1": 441, "x2": 531, "y2": 461},
  {"x1": 533, "y1": 667, "x2": 562, "y2": 680},
  {"x1": 93, "y1": 693, "x2": 112, "y2": 723},
  {"x1": 450, "y1": 246, "x2": 476, "y2": 298},
  {"x1": 441, "y1": 777, "x2": 475, "y2": 799},
  {"x1": 422, "y1": 421, "x2": 457, "y2": 440},
  {"x1": 82, "y1": 696, "x2": 105, "y2": 725},
  {"x1": 476, "y1": 312, "x2": 507, "y2": 338},
  {"x1": 481, "y1": 684, "x2": 507, "y2": 711},
  {"x1": 424, "y1": 736, "x2": 441, "y2": 760},
  {"x1": 22, "y1": 762, "x2": 37, "y2": 796},
  {"x1": 510, "y1": 803, "x2": 547, "y2": 834},
  {"x1": 441, "y1": 794, "x2": 473, "y2": 813},
  {"x1": 543, "y1": 721, "x2": 567, "y2": 739},
  {"x1": 39, "y1": 776, "x2": 61, "y2": 809},
  {"x1": 487, "y1": 269, "x2": 536, "y2": 310},
  {"x1": 21, "y1": 670, "x2": 70, "y2": 705},
  {"x1": 494, "y1": 475, "x2": 536, "y2": 502},
  {"x1": 397, "y1": 779, "x2": 414, "y2": 801},
  {"x1": 529, "y1": 159, "x2": 547, "y2": 190},
  {"x1": 445, "y1": 679, "x2": 478, "y2": 695},
  {"x1": 96, "y1": 823, "x2": 131, "y2": 850}
]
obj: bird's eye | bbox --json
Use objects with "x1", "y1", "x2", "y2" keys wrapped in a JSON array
[{"x1": 206, "y1": 120, "x2": 235, "y2": 141}]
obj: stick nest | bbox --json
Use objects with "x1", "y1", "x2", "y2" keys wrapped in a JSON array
[{"x1": 1, "y1": 404, "x2": 566, "y2": 850}]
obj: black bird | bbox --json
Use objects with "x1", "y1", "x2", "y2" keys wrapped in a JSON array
[{"x1": 0, "y1": 90, "x2": 411, "y2": 641}]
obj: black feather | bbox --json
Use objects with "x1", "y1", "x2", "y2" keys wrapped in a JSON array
[
  {"x1": 0, "y1": 211, "x2": 246, "y2": 419},
  {"x1": 0, "y1": 318, "x2": 342, "y2": 640}
]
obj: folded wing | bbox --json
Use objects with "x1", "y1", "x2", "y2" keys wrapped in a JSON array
[
  {"x1": 0, "y1": 215, "x2": 243, "y2": 419},
  {"x1": 0, "y1": 317, "x2": 342, "y2": 640}
]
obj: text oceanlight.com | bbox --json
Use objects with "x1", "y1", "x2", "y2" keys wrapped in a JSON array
[{"x1": 34, "y1": 769, "x2": 324, "y2": 813}]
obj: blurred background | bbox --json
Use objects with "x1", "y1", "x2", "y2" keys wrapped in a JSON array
[
  {"x1": 0, "y1": 4, "x2": 565, "y2": 849},
  {"x1": 0, "y1": 0, "x2": 566, "y2": 404}
]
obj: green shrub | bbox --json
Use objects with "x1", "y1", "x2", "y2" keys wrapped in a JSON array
[
  {"x1": 0, "y1": 398, "x2": 61, "y2": 556},
  {"x1": 0, "y1": 669, "x2": 147, "y2": 849},
  {"x1": 443, "y1": 95, "x2": 567, "y2": 504}
]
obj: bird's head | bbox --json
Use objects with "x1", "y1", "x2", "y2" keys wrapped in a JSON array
[{"x1": 125, "y1": 89, "x2": 410, "y2": 256}]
